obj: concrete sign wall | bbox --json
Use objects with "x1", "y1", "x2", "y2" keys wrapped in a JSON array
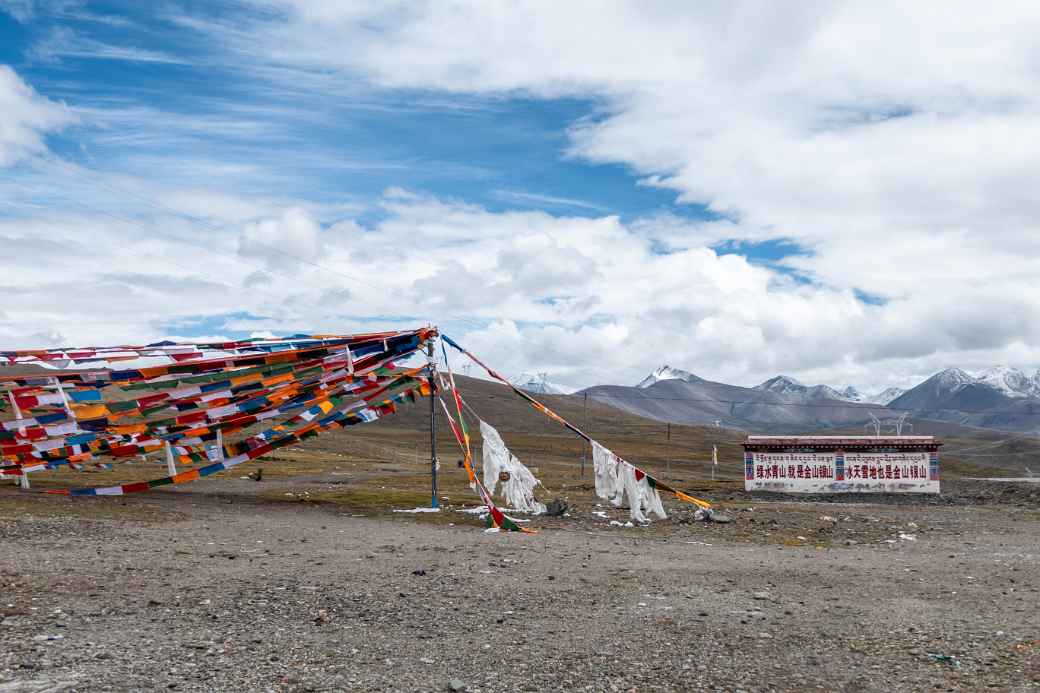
[{"x1": 744, "y1": 448, "x2": 940, "y2": 494}]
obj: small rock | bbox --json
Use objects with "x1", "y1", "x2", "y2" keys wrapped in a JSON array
[
  {"x1": 544, "y1": 498, "x2": 569, "y2": 517},
  {"x1": 752, "y1": 592, "x2": 772, "y2": 601},
  {"x1": 447, "y1": 679, "x2": 467, "y2": 692},
  {"x1": 709, "y1": 513, "x2": 734, "y2": 524}
]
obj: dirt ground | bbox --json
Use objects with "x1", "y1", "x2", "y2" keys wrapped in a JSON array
[{"x1": 1, "y1": 474, "x2": 1038, "y2": 693}]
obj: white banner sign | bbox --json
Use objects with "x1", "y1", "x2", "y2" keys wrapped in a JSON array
[{"x1": 745, "y1": 450, "x2": 939, "y2": 494}]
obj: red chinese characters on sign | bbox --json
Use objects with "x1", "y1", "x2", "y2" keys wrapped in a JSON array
[
  {"x1": 754, "y1": 463, "x2": 833, "y2": 480},
  {"x1": 750, "y1": 452, "x2": 836, "y2": 481},
  {"x1": 843, "y1": 452, "x2": 928, "y2": 482}
]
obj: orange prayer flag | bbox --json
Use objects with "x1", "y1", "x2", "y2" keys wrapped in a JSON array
[
  {"x1": 71, "y1": 403, "x2": 109, "y2": 418},
  {"x1": 173, "y1": 469, "x2": 200, "y2": 484}
]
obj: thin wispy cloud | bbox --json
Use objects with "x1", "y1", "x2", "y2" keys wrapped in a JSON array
[
  {"x1": 30, "y1": 27, "x2": 190, "y2": 65},
  {"x1": 492, "y1": 189, "x2": 611, "y2": 213}
]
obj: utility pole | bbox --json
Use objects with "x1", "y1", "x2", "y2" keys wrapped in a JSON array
[
  {"x1": 580, "y1": 392, "x2": 589, "y2": 478},
  {"x1": 666, "y1": 422, "x2": 671, "y2": 476},
  {"x1": 427, "y1": 339, "x2": 439, "y2": 509}
]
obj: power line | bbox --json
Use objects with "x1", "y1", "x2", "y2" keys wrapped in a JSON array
[
  {"x1": 941, "y1": 432, "x2": 1040, "y2": 454},
  {"x1": 945, "y1": 449, "x2": 1040, "y2": 458}
]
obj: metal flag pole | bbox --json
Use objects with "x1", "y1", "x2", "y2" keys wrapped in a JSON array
[
  {"x1": 7, "y1": 390, "x2": 21, "y2": 420},
  {"x1": 580, "y1": 392, "x2": 588, "y2": 478},
  {"x1": 427, "y1": 339, "x2": 439, "y2": 509},
  {"x1": 164, "y1": 440, "x2": 177, "y2": 477},
  {"x1": 8, "y1": 390, "x2": 29, "y2": 488}
]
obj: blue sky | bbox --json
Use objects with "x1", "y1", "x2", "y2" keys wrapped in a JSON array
[
  {"x1": 2, "y1": 2, "x2": 1038, "y2": 392},
  {"x1": 0, "y1": 2, "x2": 719, "y2": 227}
]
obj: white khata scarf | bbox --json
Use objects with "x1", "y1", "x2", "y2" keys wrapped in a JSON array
[
  {"x1": 480, "y1": 420, "x2": 546, "y2": 514},
  {"x1": 592, "y1": 441, "x2": 666, "y2": 523}
]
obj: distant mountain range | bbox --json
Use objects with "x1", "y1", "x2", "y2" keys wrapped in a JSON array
[
  {"x1": 583, "y1": 366, "x2": 883, "y2": 432},
  {"x1": 887, "y1": 367, "x2": 1040, "y2": 431},
  {"x1": 580, "y1": 365, "x2": 1040, "y2": 434}
]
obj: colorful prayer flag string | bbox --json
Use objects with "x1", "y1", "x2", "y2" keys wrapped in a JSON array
[
  {"x1": 440, "y1": 334, "x2": 711, "y2": 512},
  {"x1": 1, "y1": 328, "x2": 438, "y2": 492}
]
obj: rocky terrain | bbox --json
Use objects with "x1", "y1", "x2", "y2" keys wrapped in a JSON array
[{"x1": 1, "y1": 478, "x2": 1037, "y2": 692}]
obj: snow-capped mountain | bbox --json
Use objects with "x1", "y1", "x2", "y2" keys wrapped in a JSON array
[
  {"x1": 839, "y1": 386, "x2": 864, "y2": 402},
  {"x1": 884, "y1": 366, "x2": 1040, "y2": 431},
  {"x1": 514, "y1": 374, "x2": 572, "y2": 395},
  {"x1": 892, "y1": 366, "x2": 1040, "y2": 407},
  {"x1": 936, "y1": 367, "x2": 976, "y2": 390},
  {"x1": 635, "y1": 365, "x2": 702, "y2": 389},
  {"x1": 754, "y1": 376, "x2": 850, "y2": 401},
  {"x1": 974, "y1": 366, "x2": 1040, "y2": 398},
  {"x1": 770, "y1": 381, "x2": 905, "y2": 405},
  {"x1": 754, "y1": 375, "x2": 805, "y2": 395},
  {"x1": 863, "y1": 387, "x2": 906, "y2": 405}
]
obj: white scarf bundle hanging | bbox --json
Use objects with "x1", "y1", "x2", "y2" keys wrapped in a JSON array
[
  {"x1": 592, "y1": 441, "x2": 667, "y2": 523},
  {"x1": 480, "y1": 420, "x2": 546, "y2": 514}
]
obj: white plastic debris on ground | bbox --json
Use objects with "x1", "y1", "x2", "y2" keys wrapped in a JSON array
[
  {"x1": 592, "y1": 441, "x2": 667, "y2": 523},
  {"x1": 455, "y1": 506, "x2": 490, "y2": 515},
  {"x1": 480, "y1": 420, "x2": 546, "y2": 514},
  {"x1": 392, "y1": 507, "x2": 441, "y2": 513}
]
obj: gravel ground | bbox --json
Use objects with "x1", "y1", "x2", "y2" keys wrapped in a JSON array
[{"x1": 1, "y1": 482, "x2": 1038, "y2": 692}]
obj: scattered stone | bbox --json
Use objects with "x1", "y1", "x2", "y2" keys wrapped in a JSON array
[
  {"x1": 447, "y1": 679, "x2": 467, "y2": 692},
  {"x1": 544, "y1": 498, "x2": 569, "y2": 516},
  {"x1": 752, "y1": 592, "x2": 772, "y2": 601}
]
